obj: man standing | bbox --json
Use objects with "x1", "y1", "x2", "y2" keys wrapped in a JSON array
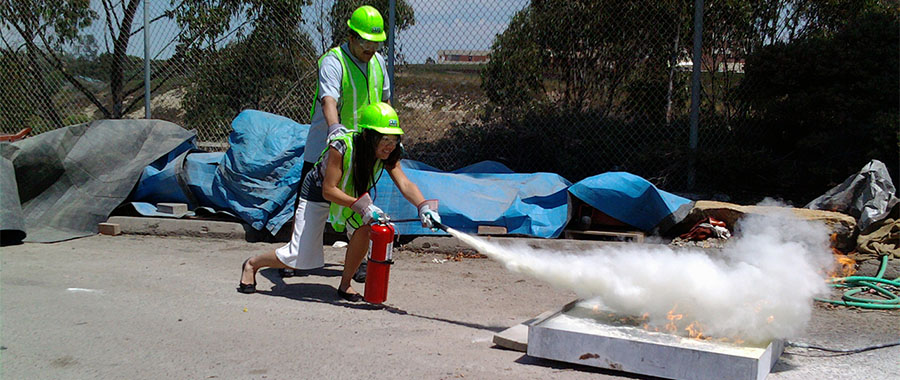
[{"x1": 281, "y1": 5, "x2": 391, "y2": 281}]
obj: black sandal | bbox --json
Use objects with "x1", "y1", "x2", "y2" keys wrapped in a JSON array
[
  {"x1": 237, "y1": 258, "x2": 256, "y2": 294},
  {"x1": 337, "y1": 288, "x2": 363, "y2": 302}
]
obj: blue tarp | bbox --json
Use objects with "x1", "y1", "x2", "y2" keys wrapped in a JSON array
[
  {"x1": 567, "y1": 172, "x2": 692, "y2": 231},
  {"x1": 129, "y1": 110, "x2": 307, "y2": 234},
  {"x1": 211, "y1": 110, "x2": 308, "y2": 233},
  {"x1": 372, "y1": 161, "x2": 571, "y2": 237},
  {"x1": 126, "y1": 110, "x2": 689, "y2": 238}
]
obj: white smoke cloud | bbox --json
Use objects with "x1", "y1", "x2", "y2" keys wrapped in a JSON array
[{"x1": 449, "y1": 210, "x2": 833, "y2": 344}]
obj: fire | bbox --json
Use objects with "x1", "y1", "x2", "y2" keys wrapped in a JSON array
[
  {"x1": 684, "y1": 321, "x2": 705, "y2": 339},
  {"x1": 828, "y1": 248, "x2": 857, "y2": 278},
  {"x1": 665, "y1": 305, "x2": 684, "y2": 333},
  {"x1": 589, "y1": 305, "x2": 752, "y2": 343}
]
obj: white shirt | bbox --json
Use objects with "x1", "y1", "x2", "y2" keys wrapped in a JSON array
[{"x1": 304, "y1": 43, "x2": 391, "y2": 163}]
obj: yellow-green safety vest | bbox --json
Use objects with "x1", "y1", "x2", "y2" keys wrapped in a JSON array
[
  {"x1": 310, "y1": 46, "x2": 384, "y2": 130},
  {"x1": 324, "y1": 132, "x2": 384, "y2": 232}
]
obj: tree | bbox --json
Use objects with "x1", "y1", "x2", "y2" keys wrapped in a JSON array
[
  {"x1": 175, "y1": 0, "x2": 319, "y2": 133},
  {"x1": 0, "y1": 0, "x2": 195, "y2": 124},
  {"x1": 0, "y1": 0, "x2": 95, "y2": 127},
  {"x1": 482, "y1": 0, "x2": 684, "y2": 118},
  {"x1": 734, "y1": 9, "x2": 899, "y2": 197}
]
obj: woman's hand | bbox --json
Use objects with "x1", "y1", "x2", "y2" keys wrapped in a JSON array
[
  {"x1": 352, "y1": 193, "x2": 389, "y2": 224},
  {"x1": 417, "y1": 199, "x2": 441, "y2": 230}
]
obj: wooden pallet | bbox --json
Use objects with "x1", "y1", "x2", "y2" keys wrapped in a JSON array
[{"x1": 564, "y1": 229, "x2": 645, "y2": 243}]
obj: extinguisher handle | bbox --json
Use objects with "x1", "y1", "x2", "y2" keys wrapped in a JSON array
[{"x1": 368, "y1": 258, "x2": 394, "y2": 265}]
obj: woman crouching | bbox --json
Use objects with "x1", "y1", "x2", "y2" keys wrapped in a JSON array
[{"x1": 238, "y1": 102, "x2": 441, "y2": 302}]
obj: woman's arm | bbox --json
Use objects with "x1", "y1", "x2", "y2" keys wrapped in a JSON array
[
  {"x1": 387, "y1": 161, "x2": 426, "y2": 206},
  {"x1": 321, "y1": 147, "x2": 357, "y2": 207}
]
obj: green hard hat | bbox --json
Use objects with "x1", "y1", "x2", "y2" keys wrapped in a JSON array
[
  {"x1": 358, "y1": 102, "x2": 403, "y2": 135},
  {"x1": 347, "y1": 5, "x2": 387, "y2": 42}
]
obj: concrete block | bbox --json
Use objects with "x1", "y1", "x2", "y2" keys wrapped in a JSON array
[
  {"x1": 563, "y1": 229, "x2": 645, "y2": 243},
  {"x1": 107, "y1": 216, "x2": 249, "y2": 240},
  {"x1": 157, "y1": 203, "x2": 188, "y2": 215},
  {"x1": 477, "y1": 225, "x2": 507, "y2": 235},
  {"x1": 98, "y1": 222, "x2": 121, "y2": 236},
  {"x1": 493, "y1": 311, "x2": 555, "y2": 352},
  {"x1": 527, "y1": 300, "x2": 783, "y2": 380}
]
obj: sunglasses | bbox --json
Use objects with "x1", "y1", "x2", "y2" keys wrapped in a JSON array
[
  {"x1": 378, "y1": 135, "x2": 399, "y2": 147},
  {"x1": 356, "y1": 38, "x2": 383, "y2": 51}
]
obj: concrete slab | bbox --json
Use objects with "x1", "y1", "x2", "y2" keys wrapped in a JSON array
[
  {"x1": 493, "y1": 311, "x2": 555, "y2": 352},
  {"x1": 107, "y1": 216, "x2": 251, "y2": 240},
  {"x1": 105, "y1": 216, "x2": 657, "y2": 251},
  {"x1": 527, "y1": 300, "x2": 784, "y2": 380}
]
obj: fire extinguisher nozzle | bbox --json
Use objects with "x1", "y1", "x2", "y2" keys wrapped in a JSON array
[{"x1": 432, "y1": 220, "x2": 449, "y2": 232}]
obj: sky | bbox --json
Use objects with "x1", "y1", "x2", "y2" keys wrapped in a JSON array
[
  {"x1": 44, "y1": 0, "x2": 530, "y2": 64},
  {"x1": 1, "y1": 1, "x2": 528, "y2": 66},
  {"x1": 397, "y1": 0, "x2": 528, "y2": 63}
]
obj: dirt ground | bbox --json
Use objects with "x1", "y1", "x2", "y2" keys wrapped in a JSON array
[{"x1": 2, "y1": 234, "x2": 898, "y2": 379}]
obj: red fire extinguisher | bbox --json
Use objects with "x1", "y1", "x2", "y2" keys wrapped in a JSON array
[{"x1": 364, "y1": 222, "x2": 395, "y2": 304}]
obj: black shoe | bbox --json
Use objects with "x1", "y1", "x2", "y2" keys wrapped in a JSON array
[
  {"x1": 352, "y1": 261, "x2": 367, "y2": 283},
  {"x1": 237, "y1": 258, "x2": 256, "y2": 294},
  {"x1": 337, "y1": 288, "x2": 364, "y2": 302},
  {"x1": 279, "y1": 268, "x2": 296, "y2": 278}
]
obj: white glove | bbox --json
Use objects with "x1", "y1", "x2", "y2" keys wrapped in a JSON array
[
  {"x1": 417, "y1": 199, "x2": 441, "y2": 231},
  {"x1": 351, "y1": 193, "x2": 388, "y2": 224}
]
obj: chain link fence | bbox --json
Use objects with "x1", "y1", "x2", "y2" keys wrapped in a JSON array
[{"x1": 2, "y1": 0, "x2": 896, "y2": 202}]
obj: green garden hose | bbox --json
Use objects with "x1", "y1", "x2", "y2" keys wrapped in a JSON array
[{"x1": 815, "y1": 255, "x2": 900, "y2": 310}]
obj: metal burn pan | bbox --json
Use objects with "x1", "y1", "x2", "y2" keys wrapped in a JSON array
[{"x1": 527, "y1": 300, "x2": 784, "y2": 380}]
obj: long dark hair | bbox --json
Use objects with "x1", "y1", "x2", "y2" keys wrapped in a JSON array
[{"x1": 351, "y1": 128, "x2": 402, "y2": 196}]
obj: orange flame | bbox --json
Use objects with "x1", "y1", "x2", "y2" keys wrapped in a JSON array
[
  {"x1": 665, "y1": 305, "x2": 684, "y2": 333},
  {"x1": 685, "y1": 321, "x2": 705, "y2": 339},
  {"x1": 828, "y1": 248, "x2": 857, "y2": 278}
]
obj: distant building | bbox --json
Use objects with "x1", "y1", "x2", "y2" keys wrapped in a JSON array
[
  {"x1": 676, "y1": 47, "x2": 746, "y2": 73},
  {"x1": 437, "y1": 50, "x2": 490, "y2": 64}
]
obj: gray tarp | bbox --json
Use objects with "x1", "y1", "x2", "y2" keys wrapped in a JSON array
[
  {"x1": 0, "y1": 120, "x2": 195, "y2": 244},
  {"x1": 805, "y1": 159, "x2": 899, "y2": 232}
]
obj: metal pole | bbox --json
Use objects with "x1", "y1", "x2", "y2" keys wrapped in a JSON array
[
  {"x1": 387, "y1": 0, "x2": 396, "y2": 104},
  {"x1": 143, "y1": 0, "x2": 151, "y2": 118},
  {"x1": 688, "y1": 0, "x2": 703, "y2": 189}
]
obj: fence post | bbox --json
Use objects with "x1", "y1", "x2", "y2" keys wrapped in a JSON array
[
  {"x1": 688, "y1": 0, "x2": 703, "y2": 190},
  {"x1": 387, "y1": 0, "x2": 396, "y2": 104},
  {"x1": 143, "y1": 0, "x2": 151, "y2": 119}
]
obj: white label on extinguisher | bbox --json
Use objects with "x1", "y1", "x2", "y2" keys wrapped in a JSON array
[{"x1": 385, "y1": 241, "x2": 393, "y2": 261}]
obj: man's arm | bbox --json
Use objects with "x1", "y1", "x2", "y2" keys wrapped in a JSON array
[
  {"x1": 321, "y1": 96, "x2": 340, "y2": 127},
  {"x1": 321, "y1": 147, "x2": 357, "y2": 207}
]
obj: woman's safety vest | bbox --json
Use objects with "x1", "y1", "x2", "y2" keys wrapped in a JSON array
[
  {"x1": 324, "y1": 132, "x2": 384, "y2": 232},
  {"x1": 310, "y1": 46, "x2": 384, "y2": 130}
]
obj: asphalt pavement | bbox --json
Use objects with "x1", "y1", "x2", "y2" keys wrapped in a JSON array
[{"x1": 1, "y1": 217, "x2": 897, "y2": 379}]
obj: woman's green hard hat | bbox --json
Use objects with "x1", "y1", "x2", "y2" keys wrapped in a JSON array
[
  {"x1": 359, "y1": 102, "x2": 403, "y2": 135},
  {"x1": 347, "y1": 5, "x2": 387, "y2": 42}
]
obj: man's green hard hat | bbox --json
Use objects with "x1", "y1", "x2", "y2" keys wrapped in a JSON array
[
  {"x1": 347, "y1": 5, "x2": 387, "y2": 42},
  {"x1": 358, "y1": 102, "x2": 403, "y2": 135}
]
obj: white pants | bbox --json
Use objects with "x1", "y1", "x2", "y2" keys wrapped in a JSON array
[{"x1": 275, "y1": 199, "x2": 330, "y2": 270}]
